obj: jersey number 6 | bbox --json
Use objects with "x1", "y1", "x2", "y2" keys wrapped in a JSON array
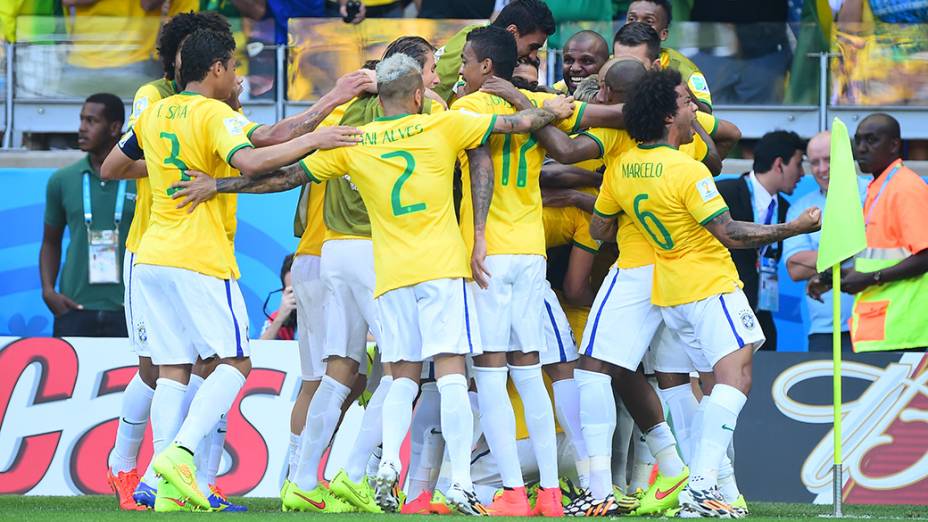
[{"x1": 634, "y1": 193, "x2": 674, "y2": 250}]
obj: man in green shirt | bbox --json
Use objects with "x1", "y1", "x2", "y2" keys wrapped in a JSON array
[
  {"x1": 40, "y1": 93, "x2": 135, "y2": 337},
  {"x1": 433, "y1": 0, "x2": 555, "y2": 104},
  {"x1": 624, "y1": 0, "x2": 714, "y2": 111}
]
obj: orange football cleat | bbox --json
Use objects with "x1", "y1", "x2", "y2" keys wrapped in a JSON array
[
  {"x1": 401, "y1": 491, "x2": 433, "y2": 514},
  {"x1": 486, "y1": 486, "x2": 532, "y2": 517},
  {"x1": 107, "y1": 469, "x2": 146, "y2": 511},
  {"x1": 532, "y1": 486, "x2": 564, "y2": 517}
]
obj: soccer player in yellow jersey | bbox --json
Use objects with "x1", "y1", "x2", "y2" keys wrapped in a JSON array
[
  {"x1": 451, "y1": 26, "x2": 628, "y2": 517},
  {"x1": 101, "y1": 28, "x2": 362, "y2": 511},
  {"x1": 590, "y1": 69, "x2": 820, "y2": 517},
  {"x1": 295, "y1": 53, "x2": 558, "y2": 515}
]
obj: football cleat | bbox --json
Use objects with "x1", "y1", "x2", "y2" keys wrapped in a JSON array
[
  {"x1": 152, "y1": 445, "x2": 210, "y2": 510},
  {"x1": 634, "y1": 467, "x2": 689, "y2": 515},
  {"x1": 106, "y1": 468, "x2": 145, "y2": 511},
  {"x1": 154, "y1": 478, "x2": 197, "y2": 512},
  {"x1": 132, "y1": 480, "x2": 157, "y2": 509},
  {"x1": 560, "y1": 477, "x2": 585, "y2": 507},
  {"x1": 428, "y1": 489, "x2": 454, "y2": 515},
  {"x1": 208, "y1": 484, "x2": 247, "y2": 512},
  {"x1": 401, "y1": 491, "x2": 434, "y2": 515},
  {"x1": 445, "y1": 482, "x2": 489, "y2": 516},
  {"x1": 280, "y1": 480, "x2": 292, "y2": 512},
  {"x1": 486, "y1": 486, "x2": 531, "y2": 516},
  {"x1": 731, "y1": 495, "x2": 749, "y2": 518},
  {"x1": 282, "y1": 482, "x2": 355, "y2": 513},
  {"x1": 678, "y1": 485, "x2": 737, "y2": 518},
  {"x1": 330, "y1": 469, "x2": 382, "y2": 513},
  {"x1": 532, "y1": 486, "x2": 565, "y2": 517},
  {"x1": 372, "y1": 461, "x2": 401, "y2": 513},
  {"x1": 564, "y1": 490, "x2": 622, "y2": 517}
]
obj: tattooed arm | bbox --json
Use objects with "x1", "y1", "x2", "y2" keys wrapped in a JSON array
[
  {"x1": 703, "y1": 208, "x2": 822, "y2": 249},
  {"x1": 169, "y1": 164, "x2": 308, "y2": 212},
  {"x1": 467, "y1": 145, "x2": 495, "y2": 289},
  {"x1": 492, "y1": 108, "x2": 556, "y2": 134},
  {"x1": 589, "y1": 213, "x2": 618, "y2": 242}
]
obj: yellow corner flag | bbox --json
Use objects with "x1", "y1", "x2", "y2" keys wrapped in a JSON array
[{"x1": 816, "y1": 118, "x2": 867, "y2": 272}]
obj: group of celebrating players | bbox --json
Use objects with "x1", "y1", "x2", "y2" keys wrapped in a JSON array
[{"x1": 99, "y1": 0, "x2": 822, "y2": 517}]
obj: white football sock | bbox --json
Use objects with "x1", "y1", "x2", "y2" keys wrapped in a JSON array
[
  {"x1": 287, "y1": 432, "x2": 300, "y2": 482},
  {"x1": 718, "y1": 454, "x2": 740, "y2": 503},
  {"x1": 613, "y1": 399, "x2": 634, "y2": 491},
  {"x1": 576, "y1": 369, "x2": 616, "y2": 501},
  {"x1": 110, "y1": 373, "x2": 154, "y2": 474},
  {"x1": 629, "y1": 425, "x2": 655, "y2": 492},
  {"x1": 403, "y1": 379, "x2": 438, "y2": 497},
  {"x1": 644, "y1": 421, "x2": 685, "y2": 477},
  {"x1": 380, "y1": 377, "x2": 419, "y2": 472},
  {"x1": 181, "y1": 374, "x2": 204, "y2": 419},
  {"x1": 147, "y1": 378, "x2": 187, "y2": 482},
  {"x1": 510, "y1": 363, "x2": 559, "y2": 488},
  {"x1": 207, "y1": 414, "x2": 227, "y2": 485},
  {"x1": 658, "y1": 383, "x2": 699, "y2": 464},
  {"x1": 552, "y1": 377, "x2": 590, "y2": 488},
  {"x1": 346, "y1": 376, "x2": 393, "y2": 482},
  {"x1": 473, "y1": 366, "x2": 523, "y2": 488},
  {"x1": 690, "y1": 384, "x2": 747, "y2": 491},
  {"x1": 438, "y1": 374, "x2": 474, "y2": 490},
  {"x1": 175, "y1": 364, "x2": 246, "y2": 454},
  {"x1": 293, "y1": 375, "x2": 351, "y2": 491}
]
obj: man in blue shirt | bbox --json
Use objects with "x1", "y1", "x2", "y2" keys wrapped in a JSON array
[{"x1": 784, "y1": 131, "x2": 867, "y2": 352}]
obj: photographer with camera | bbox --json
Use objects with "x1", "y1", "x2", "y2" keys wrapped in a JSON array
[{"x1": 261, "y1": 254, "x2": 298, "y2": 340}]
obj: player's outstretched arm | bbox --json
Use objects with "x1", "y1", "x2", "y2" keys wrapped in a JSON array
[
  {"x1": 467, "y1": 145, "x2": 494, "y2": 289},
  {"x1": 101, "y1": 147, "x2": 148, "y2": 180},
  {"x1": 542, "y1": 187, "x2": 596, "y2": 213},
  {"x1": 536, "y1": 126, "x2": 602, "y2": 165},
  {"x1": 169, "y1": 165, "x2": 307, "y2": 213},
  {"x1": 713, "y1": 118, "x2": 741, "y2": 160},
  {"x1": 250, "y1": 70, "x2": 375, "y2": 146},
  {"x1": 230, "y1": 126, "x2": 361, "y2": 177},
  {"x1": 563, "y1": 246, "x2": 596, "y2": 307},
  {"x1": 693, "y1": 121, "x2": 722, "y2": 176},
  {"x1": 575, "y1": 103, "x2": 624, "y2": 131},
  {"x1": 492, "y1": 108, "x2": 556, "y2": 135},
  {"x1": 540, "y1": 163, "x2": 602, "y2": 189},
  {"x1": 589, "y1": 213, "x2": 618, "y2": 242},
  {"x1": 703, "y1": 208, "x2": 822, "y2": 249}
]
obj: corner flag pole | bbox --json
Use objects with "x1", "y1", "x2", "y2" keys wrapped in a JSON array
[{"x1": 832, "y1": 265, "x2": 843, "y2": 518}]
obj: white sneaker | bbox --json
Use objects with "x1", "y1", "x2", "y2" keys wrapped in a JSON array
[
  {"x1": 444, "y1": 482, "x2": 487, "y2": 516},
  {"x1": 372, "y1": 461, "x2": 400, "y2": 513}
]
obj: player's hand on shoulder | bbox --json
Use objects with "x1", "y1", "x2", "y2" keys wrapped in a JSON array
[
  {"x1": 334, "y1": 69, "x2": 377, "y2": 101},
  {"x1": 480, "y1": 76, "x2": 522, "y2": 105},
  {"x1": 793, "y1": 206, "x2": 822, "y2": 233},
  {"x1": 543, "y1": 95, "x2": 575, "y2": 121},
  {"x1": 171, "y1": 170, "x2": 216, "y2": 214},
  {"x1": 309, "y1": 125, "x2": 363, "y2": 150}
]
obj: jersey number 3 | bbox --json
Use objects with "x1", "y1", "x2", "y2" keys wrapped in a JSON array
[
  {"x1": 382, "y1": 151, "x2": 427, "y2": 216},
  {"x1": 161, "y1": 132, "x2": 190, "y2": 196}
]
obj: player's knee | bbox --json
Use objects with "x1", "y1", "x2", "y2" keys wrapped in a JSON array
[
  {"x1": 508, "y1": 350, "x2": 540, "y2": 367},
  {"x1": 138, "y1": 357, "x2": 159, "y2": 388}
]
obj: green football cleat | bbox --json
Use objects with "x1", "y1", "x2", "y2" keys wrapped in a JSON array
[
  {"x1": 152, "y1": 445, "x2": 210, "y2": 510},
  {"x1": 280, "y1": 480, "x2": 292, "y2": 512},
  {"x1": 634, "y1": 467, "x2": 689, "y2": 515},
  {"x1": 153, "y1": 478, "x2": 197, "y2": 513},
  {"x1": 330, "y1": 470, "x2": 382, "y2": 513},
  {"x1": 731, "y1": 494, "x2": 749, "y2": 517},
  {"x1": 282, "y1": 482, "x2": 356, "y2": 513}
]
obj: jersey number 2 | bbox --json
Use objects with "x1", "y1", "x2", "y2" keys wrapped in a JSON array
[
  {"x1": 634, "y1": 193, "x2": 674, "y2": 250},
  {"x1": 161, "y1": 132, "x2": 189, "y2": 196},
  {"x1": 383, "y1": 151, "x2": 426, "y2": 216}
]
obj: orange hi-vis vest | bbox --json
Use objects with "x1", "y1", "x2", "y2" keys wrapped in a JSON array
[{"x1": 851, "y1": 159, "x2": 928, "y2": 351}]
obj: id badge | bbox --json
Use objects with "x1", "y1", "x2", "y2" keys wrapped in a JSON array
[
  {"x1": 758, "y1": 256, "x2": 779, "y2": 312},
  {"x1": 88, "y1": 229, "x2": 120, "y2": 284}
]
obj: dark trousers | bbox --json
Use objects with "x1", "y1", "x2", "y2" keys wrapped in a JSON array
[
  {"x1": 808, "y1": 332, "x2": 853, "y2": 352},
  {"x1": 755, "y1": 310, "x2": 777, "y2": 351},
  {"x1": 53, "y1": 309, "x2": 128, "y2": 337}
]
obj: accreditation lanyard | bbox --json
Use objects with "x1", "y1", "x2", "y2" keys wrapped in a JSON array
[
  {"x1": 864, "y1": 164, "x2": 901, "y2": 226},
  {"x1": 745, "y1": 176, "x2": 780, "y2": 312},
  {"x1": 744, "y1": 177, "x2": 778, "y2": 259},
  {"x1": 82, "y1": 173, "x2": 127, "y2": 230}
]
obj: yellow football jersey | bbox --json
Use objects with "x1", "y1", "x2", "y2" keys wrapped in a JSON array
[
  {"x1": 124, "y1": 82, "x2": 167, "y2": 254},
  {"x1": 583, "y1": 110, "x2": 718, "y2": 269},
  {"x1": 452, "y1": 90, "x2": 587, "y2": 257},
  {"x1": 125, "y1": 92, "x2": 258, "y2": 279},
  {"x1": 300, "y1": 110, "x2": 496, "y2": 296},
  {"x1": 593, "y1": 144, "x2": 741, "y2": 306},
  {"x1": 543, "y1": 206, "x2": 600, "y2": 253},
  {"x1": 295, "y1": 180, "x2": 327, "y2": 257}
]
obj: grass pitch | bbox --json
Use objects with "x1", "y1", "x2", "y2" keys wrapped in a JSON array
[{"x1": 1, "y1": 496, "x2": 927, "y2": 521}]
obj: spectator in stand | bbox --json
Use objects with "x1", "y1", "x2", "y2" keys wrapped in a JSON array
[
  {"x1": 61, "y1": 0, "x2": 193, "y2": 97},
  {"x1": 40, "y1": 94, "x2": 134, "y2": 337},
  {"x1": 266, "y1": 0, "x2": 324, "y2": 44},
  {"x1": 624, "y1": 0, "x2": 713, "y2": 112},
  {"x1": 717, "y1": 130, "x2": 807, "y2": 351},
  {"x1": 416, "y1": 0, "x2": 494, "y2": 19},
  {"x1": 262, "y1": 253, "x2": 297, "y2": 340},
  {"x1": 1, "y1": 0, "x2": 65, "y2": 98},
  {"x1": 325, "y1": 0, "x2": 406, "y2": 22},
  {"x1": 689, "y1": 0, "x2": 792, "y2": 104},
  {"x1": 783, "y1": 131, "x2": 857, "y2": 352}
]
